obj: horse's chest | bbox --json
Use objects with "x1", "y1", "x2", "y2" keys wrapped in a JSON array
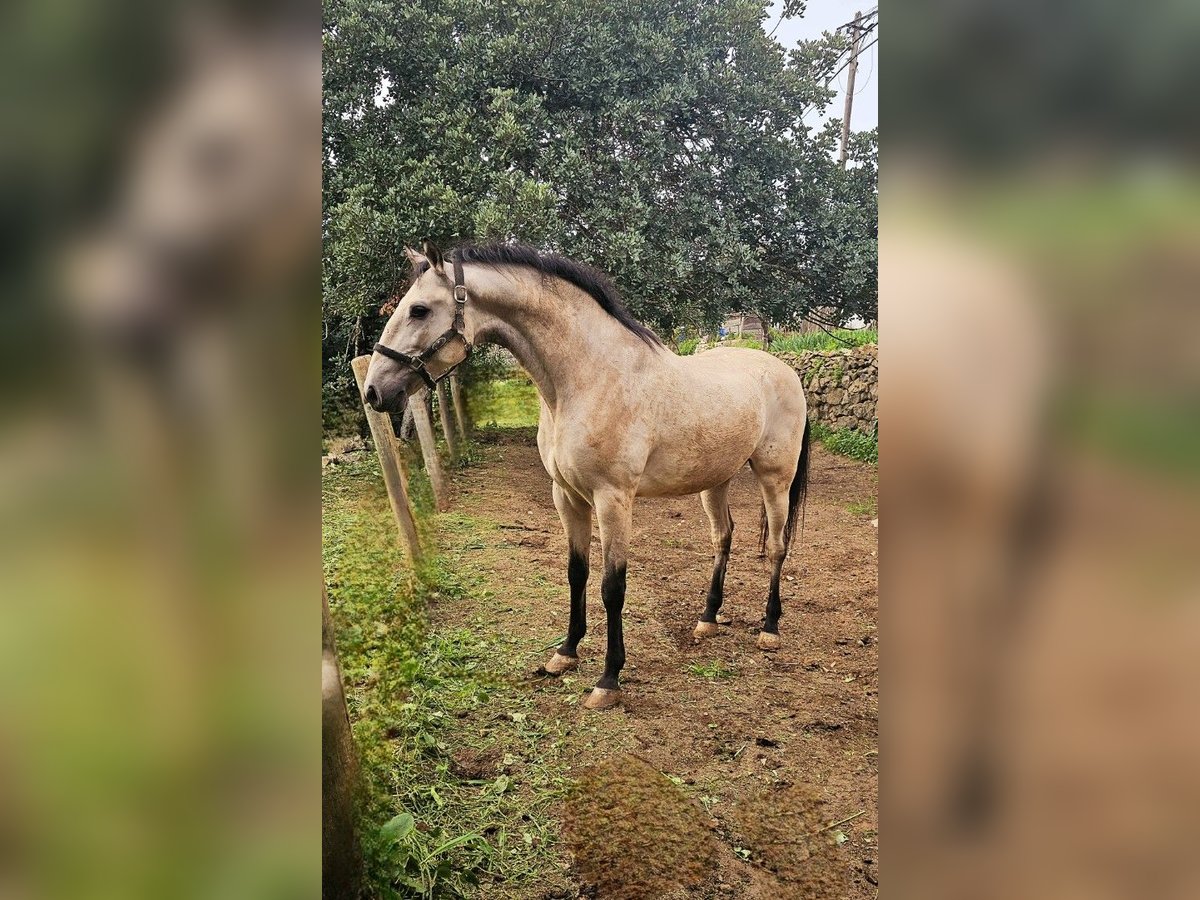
[
  {"x1": 538, "y1": 441, "x2": 564, "y2": 485},
  {"x1": 538, "y1": 434, "x2": 582, "y2": 493},
  {"x1": 536, "y1": 419, "x2": 570, "y2": 487},
  {"x1": 538, "y1": 417, "x2": 634, "y2": 497}
]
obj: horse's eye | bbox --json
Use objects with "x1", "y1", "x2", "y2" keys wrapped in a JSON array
[{"x1": 410, "y1": 305, "x2": 429, "y2": 320}]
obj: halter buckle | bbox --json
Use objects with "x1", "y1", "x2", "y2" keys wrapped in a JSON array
[{"x1": 453, "y1": 284, "x2": 468, "y2": 302}]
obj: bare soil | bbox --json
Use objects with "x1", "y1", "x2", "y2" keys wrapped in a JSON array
[{"x1": 436, "y1": 429, "x2": 878, "y2": 899}]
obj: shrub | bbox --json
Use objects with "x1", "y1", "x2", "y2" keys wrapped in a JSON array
[
  {"x1": 811, "y1": 423, "x2": 878, "y2": 464},
  {"x1": 771, "y1": 328, "x2": 877, "y2": 354}
]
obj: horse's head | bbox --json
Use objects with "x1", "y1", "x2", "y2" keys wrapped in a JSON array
[{"x1": 364, "y1": 243, "x2": 470, "y2": 412}]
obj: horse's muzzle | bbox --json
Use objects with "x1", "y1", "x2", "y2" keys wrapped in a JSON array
[{"x1": 363, "y1": 381, "x2": 406, "y2": 414}]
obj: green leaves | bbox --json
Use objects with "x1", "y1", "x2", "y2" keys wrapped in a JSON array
[
  {"x1": 380, "y1": 811, "x2": 415, "y2": 843},
  {"x1": 323, "y1": 0, "x2": 877, "y2": 367}
]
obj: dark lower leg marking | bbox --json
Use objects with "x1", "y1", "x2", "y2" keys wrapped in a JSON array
[
  {"x1": 558, "y1": 550, "x2": 588, "y2": 657},
  {"x1": 762, "y1": 557, "x2": 784, "y2": 634},
  {"x1": 701, "y1": 524, "x2": 734, "y2": 623},
  {"x1": 597, "y1": 563, "x2": 627, "y2": 690}
]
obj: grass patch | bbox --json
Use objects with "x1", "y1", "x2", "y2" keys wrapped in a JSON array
[
  {"x1": 687, "y1": 660, "x2": 737, "y2": 680},
  {"x1": 467, "y1": 377, "x2": 540, "y2": 429},
  {"x1": 812, "y1": 423, "x2": 878, "y2": 465},
  {"x1": 721, "y1": 335, "x2": 766, "y2": 350},
  {"x1": 676, "y1": 336, "x2": 700, "y2": 356},
  {"x1": 323, "y1": 456, "x2": 577, "y2": 898},
  {"x1": 771, "y1": 328, "x2": 877, "y2": 354},
  {"x1": 846, "y1": 497, "x2": 878, "y2": 518}
]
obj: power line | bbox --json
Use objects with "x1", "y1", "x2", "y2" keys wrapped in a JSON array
[
  {"x1": 826, "y1": 34, "x2": 879, "y2": 88},
  {"x1": 852, "y1": 39, "x2": 876, "y2": 97},
  {"x1": 836, "y1": 7, "x2": 877, "y2": 34}
]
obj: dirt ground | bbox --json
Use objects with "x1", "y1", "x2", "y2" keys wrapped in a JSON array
[{"x1": 437, "y1": 429, "x2": 878, "y2": 899}]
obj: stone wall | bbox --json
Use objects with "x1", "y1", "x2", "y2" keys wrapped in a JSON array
[{"x1": 772, "y1": 345, "x2": 877, "y2": 434}]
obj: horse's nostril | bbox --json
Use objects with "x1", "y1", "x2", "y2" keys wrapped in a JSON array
[{"x1": 364, "y1": 384, "x2": 380, "y2": 409}]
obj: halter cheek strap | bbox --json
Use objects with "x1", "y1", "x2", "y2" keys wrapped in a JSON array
[{"x1": 373, "y1": 254, "x2": 471, "y2": 390}]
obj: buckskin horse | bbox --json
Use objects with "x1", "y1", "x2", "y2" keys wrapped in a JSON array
[{"x1": 364, "y1": 243, "x2": 810, "y2": 709}]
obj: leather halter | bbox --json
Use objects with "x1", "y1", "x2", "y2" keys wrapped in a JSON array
[{"x1": 373, "y1": 254, "x2": 471, "y2": 390}]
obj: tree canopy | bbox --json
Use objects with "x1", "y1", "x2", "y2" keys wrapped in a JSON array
[{"x1": 323, "y1": 0, "x2": 877, "y2": 363}]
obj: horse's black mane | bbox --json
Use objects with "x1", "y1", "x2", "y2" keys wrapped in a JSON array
[{"x1": 410, "y1": 242, "x2": 663, "y2": 348}]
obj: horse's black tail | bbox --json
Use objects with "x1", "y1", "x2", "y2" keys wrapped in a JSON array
[{"x1": 759, "y1": 417, "x2": 812, "y2": 556}]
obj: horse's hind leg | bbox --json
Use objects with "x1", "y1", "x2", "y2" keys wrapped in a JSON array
[
  {"x1": 693, "y1": 479, "x2": 734, "y2": 639},
  {"x1": 756, "y1": 474, "x2": 792, "y2": 651},
  {"x1": 543, "y1": 483, "x2": 593, "y2": 675}
]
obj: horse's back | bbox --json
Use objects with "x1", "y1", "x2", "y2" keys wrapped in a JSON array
[
  {"x1": 632, "y1": 348, "x2": 805, "y2": 497},
  {"x1": 674, "y1": 347, "x2": 806, "y2": 417}
]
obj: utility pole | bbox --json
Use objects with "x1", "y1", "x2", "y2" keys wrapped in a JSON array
[{"x1": 838, "y1": 11, "x2": 865, "y2": 170}]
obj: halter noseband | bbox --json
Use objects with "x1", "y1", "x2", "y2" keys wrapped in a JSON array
[{"x1": 373, "y1": 254, "x2": 471, "y2": 391}]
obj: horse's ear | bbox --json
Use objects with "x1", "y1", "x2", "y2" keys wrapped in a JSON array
[
  {"x1": 403, "y1": 246, "x2": 425, "y2": 267},
  {"x1": 420, "y1": 240, "x2": 444, "y2": 269}
]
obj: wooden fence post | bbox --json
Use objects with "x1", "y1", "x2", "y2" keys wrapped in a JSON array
[
  {"x1": 408, "y1": 390, "x2": 449, "y2": 512},
  {"x1": 351, "y1": 356, "x2": 423, "y2": 563},
  {"x1": 449, "y1": 373, "x2": 471, "y2": 440},
  {"x1": 323, "y1": 584, "x2": 361, "y2": 900},
  {"x1": 398, "y1": 403, "x2": 415, "y2": 441},
  {"x1": 435, "y1": 380, "x2": 461, "y2": 461}
]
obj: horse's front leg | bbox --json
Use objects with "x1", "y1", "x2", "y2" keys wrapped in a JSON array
[
  {"x1": 543, "y1": 483, "x2": 592, "y2": 675},
  {"x1": 583, "y1": 488, "x2": 633, "y2": 710}
]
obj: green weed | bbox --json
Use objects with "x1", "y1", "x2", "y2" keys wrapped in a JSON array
[
  {"x1": 324, "y1": 457, "x2": 575, "y2": 898},
  {"x1": 846, "y1": 497, "x2": 878, "y2": 517},
  {"x1": 687, "y1": 660, "x2": 736, "y2": 680},
  {"x1": 721, "y1": 335, "x2": 765, "y2": 350},
  {"x1": 811, "y1": 423, "x2": 878, "y2": 465},
  {"x1": 771, "y1": 328, "x2": 877, "y2": 354}
]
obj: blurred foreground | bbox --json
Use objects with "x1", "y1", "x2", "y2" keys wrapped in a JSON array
[
  {"x1": 0, "y1": 2, "x2": 320, "y2": 897},
  {"x1": 884, "y1": 3, "x2": 1200, "y2": 897}
]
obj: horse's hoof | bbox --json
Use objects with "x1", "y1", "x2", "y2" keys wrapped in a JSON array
[
  {"x1": 693, "y1": 621, "x2": 720, "y2": 639},
  {"x1": 543, "y1": 652, "x2": 578, "y2": 675},
  {"x1": 716, "y1": 614, "x2": 732, "y2": 625},
  {"x1": 583, "y1": 687, "x2": 622, "y2": 710},
  {"x1": 756, "y1": 631, "x2": 782, "y2": 652}
]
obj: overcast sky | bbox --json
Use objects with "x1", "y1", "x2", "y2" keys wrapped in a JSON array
[{"x1": 766, "y1": 0, "x2": 878, "y2": 133}]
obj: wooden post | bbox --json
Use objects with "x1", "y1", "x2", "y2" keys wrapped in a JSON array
[
  {"x1": 399, "y1": 403, "x2": 415, "y2": 441},
  {"x1": 449, "y1": 373, "x2": 471, "y2": 439},
  {"x1": 351, "y1": 356, "x2": 423, "y2": 562},
  {"x1": 409, "y1": 390, "x2": 449, "y2": 512},
  {"x1": 435, "y1": 380, "x2": 461, "y2": 461},
  {"x1": 323, "y1": 585, "x2": 361, "y2": 900}
]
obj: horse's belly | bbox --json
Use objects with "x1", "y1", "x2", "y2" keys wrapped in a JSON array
[
  {"x1": 637, "y1": 438, "x2": 754, "y2": 497},
  {"x1": 636, "y1": 467, "x2": 746, "y2": 498}
]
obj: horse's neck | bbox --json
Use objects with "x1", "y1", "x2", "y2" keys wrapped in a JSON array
[{"x1": 466, "y1": 266, "x2": 658, "y2": 410}]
